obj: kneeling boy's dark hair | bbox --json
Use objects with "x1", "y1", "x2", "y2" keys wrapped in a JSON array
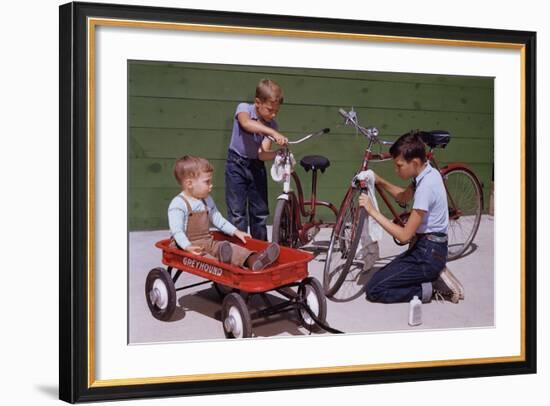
[{"x1": 389, "y1": 130, "x2": 427, "y2": 163}]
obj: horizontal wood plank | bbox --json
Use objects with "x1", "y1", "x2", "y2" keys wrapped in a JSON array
[{"x1": 128, "y1": 61, "x2": 493, "y2": 231}]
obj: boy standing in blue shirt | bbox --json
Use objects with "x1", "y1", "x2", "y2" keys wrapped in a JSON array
[
  {"x1": 225, "y1": 79, "x2": 288, "y2": 241},
  {"x1": 359, "y1": 131, "x2": 463, "y2": 303}
]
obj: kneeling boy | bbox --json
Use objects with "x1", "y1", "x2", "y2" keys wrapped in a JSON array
[{"x1": 359, "y1": 131, "x2": 463, "y2": 303}]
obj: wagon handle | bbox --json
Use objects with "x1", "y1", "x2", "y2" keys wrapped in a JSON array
[{"x1": 297, "y1": 302, "x2": 344, "y2": 334}]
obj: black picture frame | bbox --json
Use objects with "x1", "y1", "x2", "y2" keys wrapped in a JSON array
[{"x1": 59, "y1": 1, "x2": 536, "y2": 403}]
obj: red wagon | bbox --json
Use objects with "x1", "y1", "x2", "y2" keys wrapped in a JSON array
[{"x1": 145, "y1": 231, "x2": 331, "y2": 338}]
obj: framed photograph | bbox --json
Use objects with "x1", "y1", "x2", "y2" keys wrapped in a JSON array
[{"x1": 59, "y1": 1, "x2": 536, "y2": 403}]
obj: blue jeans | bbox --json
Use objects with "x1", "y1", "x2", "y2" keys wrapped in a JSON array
[
  {"x1": 225, "y1": 149, "x2": 269, "y2": 241},
  {"x1": 366, "y1": 237, "x2": 448, "y2": 303}
]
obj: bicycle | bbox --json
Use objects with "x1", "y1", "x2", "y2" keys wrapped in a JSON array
[
  {"x1": 323, "y1": 108, "x2": 484, "y2": 297},
  {"x1": 269, "y1": 128, "x2": 339, "y2": 248}
]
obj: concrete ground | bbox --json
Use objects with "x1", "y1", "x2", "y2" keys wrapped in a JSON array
[{"x1": 129, "y1": 216, "x2": 493, "y2": 344}]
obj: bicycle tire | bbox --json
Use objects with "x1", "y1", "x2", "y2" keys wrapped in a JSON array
[
  {"x1": 272, "y1": 198, "x2": 299, "y2": 248},
  {"x1": 443, "y1": 167, "x2": 483, "y2": 260},
  {"x1": 323, "y1": 188, "x2": 366, "y2": 298}
]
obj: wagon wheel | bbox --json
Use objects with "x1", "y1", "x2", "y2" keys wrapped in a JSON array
[
  {"x1": 145, "y1": 267, "x2": 177, "y2": 321},
  {"x1": 222, "y1": 293, "x2": 252, "y2": 339},
  {"x1": 297, "y1": 277, "x2": 327, "y2": 332}
]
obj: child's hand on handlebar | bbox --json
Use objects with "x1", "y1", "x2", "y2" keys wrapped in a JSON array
[
  {"x1": 271, "y1": 132, "x2": 288, "y2": 146},
  {"x1": 234, "y1": 229, "x2": 252, "y2": 244}
]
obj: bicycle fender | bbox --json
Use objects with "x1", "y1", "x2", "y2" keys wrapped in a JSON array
[{"x1": 440, "y1": 162, "x2": 473, "y2": 173}]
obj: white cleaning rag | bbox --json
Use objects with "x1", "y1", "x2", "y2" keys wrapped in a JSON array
[
  {"x1": 270, "y1": 150, "x2": 296, "y2": 183},
  {"x1": 352, "y1": 170, "x2": 383, "y2": 270}
]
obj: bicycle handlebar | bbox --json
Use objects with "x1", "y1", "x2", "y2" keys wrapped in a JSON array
[
  {"x1": 338, "y1": 108, "x2": 350, "y2": 120},
  {"x1": 266, "y1": 128, "x2": 330, "y2": 145},
  {"x1": 289, "y1": 127, "x2": 330, "y2": 144},
  {"x1": 339, "y1": 108, "x2": 393, "y2": 146}
]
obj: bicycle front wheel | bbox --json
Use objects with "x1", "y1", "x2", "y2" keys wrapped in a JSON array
[
  {"x1": 323, "y1": 188, "x2": 366, "y2": 298},
  {"x1": 272, "y1": 197, "x2": 300, "y2": 248},
  {"x1": 443, "y1": 167, "x2": 483, "y2": 260}
]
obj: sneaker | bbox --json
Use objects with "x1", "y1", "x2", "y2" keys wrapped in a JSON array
[
  {"x1": 218, "y1": 241, "x2": 233, "y2": 264},
  {"x1": 432, "y1": 270, "x2": 460, "y2": 304},
  {"x1": 247, "y1": 243, "x2": 280, "y2": 271},
  {"x1": 443, "y1": 267, "x2": 464, "y2": 300}
]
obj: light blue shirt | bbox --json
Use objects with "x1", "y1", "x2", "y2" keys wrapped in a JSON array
[
  {"x1": 167, "y1": 193, "x2": 237, "y2": 248},
  {"x1": 412, "y1": 163, "x2": 449, "y2": 234},
  {"x1": 228, "y1": 103, "x2": 278, "y2": 159}
]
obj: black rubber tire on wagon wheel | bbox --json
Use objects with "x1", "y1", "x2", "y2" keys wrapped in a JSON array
[{"x1": 145, "y1": 267, "x2": 177, "y2": 321}]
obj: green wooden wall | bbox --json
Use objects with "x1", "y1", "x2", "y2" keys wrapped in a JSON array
[{"x1": 128, "y1": 61, "x2": 493, "y2": 231}]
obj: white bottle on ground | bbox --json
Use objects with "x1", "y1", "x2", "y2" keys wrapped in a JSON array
[{"x1": 408, "y1": 296, "x2": 422, "y2": 326}]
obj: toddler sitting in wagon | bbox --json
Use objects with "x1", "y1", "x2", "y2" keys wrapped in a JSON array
[{"x1": 168, "y1": 155, "x2": 280, "y2": 271}]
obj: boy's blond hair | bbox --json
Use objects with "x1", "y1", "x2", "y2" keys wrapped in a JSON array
[
  {"x1": 174, "y1": 155, "x2": 214, "y2": 185},
  {"x1": 255, "y1": 79, "x2": 284, "y2": 104}
]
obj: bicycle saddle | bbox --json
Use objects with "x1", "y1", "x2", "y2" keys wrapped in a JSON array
[
  {"x1": 419, "y1": 130, "x2": 451, "y2": 149},
  {"x1": 300, "y1": 155, "x2": 331, "y2": 173}
]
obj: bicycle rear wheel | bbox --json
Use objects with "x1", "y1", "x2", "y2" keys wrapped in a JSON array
[
  {"x1": 443, "y1": 167, "x2": 483, "y2": 260},
  {"x1": 272, "y1": 197, "x2": 300, "y2": 248},
  {"x1": 323, "y1": 188, "x2": 366, "y2": 298}
]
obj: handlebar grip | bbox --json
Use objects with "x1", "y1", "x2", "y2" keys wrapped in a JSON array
[{"x1": 321, "y1": 127, "x2": 330, "y2": 134}]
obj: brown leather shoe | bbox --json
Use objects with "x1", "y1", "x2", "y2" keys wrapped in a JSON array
[
  {"x1": 218, "y1": 241, "x2": 233, "y2": 264},
  {"x1": 246, "y1": 243, "x2": 280, "y2": 271}
]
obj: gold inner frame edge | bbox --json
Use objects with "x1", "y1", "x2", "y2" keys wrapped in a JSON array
[{"x1": 86, "y1": 17, "x2": 527, "y2": 388}]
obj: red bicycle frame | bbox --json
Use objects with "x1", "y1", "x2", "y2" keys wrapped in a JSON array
[{"x1": 287, "y1": 170, "x2": 339, "y2": 245}]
